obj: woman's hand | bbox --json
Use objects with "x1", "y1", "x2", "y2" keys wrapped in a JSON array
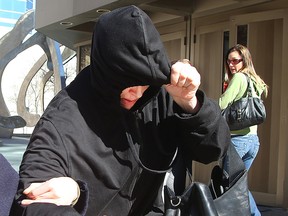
[
  {"x1": 165, "y1": 60, "x2": 201, "y2": 113},
  {"x1": 21, "y1": 177, "x2": 80, "y2": 206}
]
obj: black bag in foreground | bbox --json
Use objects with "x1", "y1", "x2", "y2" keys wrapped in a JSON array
[
  {"x1": 221, "y1": 75, "x2": 266, "y2": 131},
  {"x1": 164, "y1": 144, "x2": 250, "y2": 216}
]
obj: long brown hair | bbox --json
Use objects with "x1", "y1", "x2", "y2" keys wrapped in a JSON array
[{"x1": 224, "y1": 44, "x2": 268, "y2": 97}]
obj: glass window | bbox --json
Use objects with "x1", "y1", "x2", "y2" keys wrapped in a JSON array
[{"x1": 237, "y1": 25, "x2": 248, "y2": 46}]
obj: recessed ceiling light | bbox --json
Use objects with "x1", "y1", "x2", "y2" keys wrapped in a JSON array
[
  {"x1": 60, "y1": 21, "x2": 73, "y2": 26},
  {"x1": 96, "y1": 8, "x2": 110, "y2": 14}
]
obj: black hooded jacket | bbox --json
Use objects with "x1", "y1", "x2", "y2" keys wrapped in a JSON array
[{"x1": 12, "y1": 5, "x2": 230, "y2": 216}]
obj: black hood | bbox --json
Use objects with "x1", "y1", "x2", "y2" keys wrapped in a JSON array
[{"x1": 90, "y1": 5, "x2": 171, "y2": 103}]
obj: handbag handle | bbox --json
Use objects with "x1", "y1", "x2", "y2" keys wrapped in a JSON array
[
  {"x1": 239, "y1": 74, "x2": 252, "y2": 98},
  {"x1": 244, "y1": 74, "x2": 259, "y2": 98},
  {"x1": 246, "y1": 75, "x2": 253, "y2": 97}
]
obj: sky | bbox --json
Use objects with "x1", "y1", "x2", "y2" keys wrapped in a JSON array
[
  {"x1": 0, "y1": 0, "x2": 34, "y2": 38},
  {"x1": 0, "y1": 0, "x2": 34, "y2": 29}
]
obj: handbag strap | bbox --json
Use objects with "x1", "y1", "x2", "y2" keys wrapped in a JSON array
[
  {"x1": 244, "y1": 74, "x2": 257, "y2": 97},
  {"x1": 165, "y1": 150, "x2": 188, "y2": 195},
  {"x1": 165, "y1": 143, "x2": 245, "y2": 194}
]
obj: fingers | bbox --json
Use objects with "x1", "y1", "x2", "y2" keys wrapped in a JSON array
[
  {"x1": 166, "y1": 60, "x2": 201, "y2": 113},
  {"x1": 21, "y1": 177, "x2": 80, "y2": 207},
  {"x1": 23, "y1": 182, "x2": 46, "y2": 199},
  {"x1": 21, "y1": 184, "x2": 62, "y2": 206},
  {"x1": 170, "y1": 61, "x2": 185, "y2": 86},
  {"x1": 21, "y1": 198, "x2": 53, "y2": 206},
  {"x1": 170, "y1": 61, "x2": 200, "y2": 89},
  {"x1": 21, "y1": 197, "x2": 63, "y2": 206},
  {"x1": 23, "y1": 183, "x2": 43, "y2": 194},
  {"x1": 24, "y1": 180, "x2": 58, "y2": 199}
]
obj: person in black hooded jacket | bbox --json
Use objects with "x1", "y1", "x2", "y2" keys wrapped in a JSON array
[{"x1": 11, "y1": 5, "x2": 230, "y2": 216}]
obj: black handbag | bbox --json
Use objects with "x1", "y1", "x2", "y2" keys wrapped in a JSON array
[
  {"x1": 164, "y1": 144, "x2": 250, "y2": 216},
  {"x1": 221, "y1": 75, "x2": 266, "y2": 131}
]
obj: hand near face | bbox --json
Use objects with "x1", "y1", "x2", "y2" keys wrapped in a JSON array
[
  {"x1": 165, "y1": 60, "x2": 201, "y2": 113},
  {"x1": 21, "y1": 177, "x2": 80, "y2": 206}
]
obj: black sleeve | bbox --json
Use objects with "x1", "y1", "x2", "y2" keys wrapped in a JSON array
[
  {"x1": 175, "y1": 90, "x2": 230, "y2": 164},
  {"x1": 21, "y1": 203, "x2": 81, "y2": 216},
  {"x1": 11, "y1": 120, "x2": 89, "y2": 215},
  {"x1": 74, "y1": 180, "x2": 89, "y2": 215},
  {"x1": 18, "y1": 119, "x2": 70, "y2": 186}
]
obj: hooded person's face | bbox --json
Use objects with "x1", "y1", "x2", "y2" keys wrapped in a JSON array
[
  {"x1": 120, "y1": 85, "x2": 149, "y2": 110},
  {"x1": 89, "y1": 5, "x2": 171, "y2": 106}
]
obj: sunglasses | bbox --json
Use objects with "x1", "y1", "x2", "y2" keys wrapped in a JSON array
[{"x1": 227, "y1": 59, "x2": 243, "y2": 65}]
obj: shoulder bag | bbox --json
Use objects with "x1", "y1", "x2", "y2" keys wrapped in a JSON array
[
  {"x1": 221, "y1": 75, "x2": 266, "y2": 130},
  {"x1": 163, "y1": 144, "x2": 250, "y2": 216}
]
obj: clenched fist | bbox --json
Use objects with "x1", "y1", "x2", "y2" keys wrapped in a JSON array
[{"x1": 165, "y1": 59, "x2": 201, "y2": 113}]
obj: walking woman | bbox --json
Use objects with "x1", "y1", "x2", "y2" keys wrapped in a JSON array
[{"x1": 219, "y1": 44, "x2": 268, "y2": 216}]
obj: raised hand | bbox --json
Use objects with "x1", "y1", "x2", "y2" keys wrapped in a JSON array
[{"x1": 165, "y1": 60, "x2": 201, "y2": 113}]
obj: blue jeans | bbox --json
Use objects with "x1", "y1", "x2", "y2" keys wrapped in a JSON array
[{"x1": 231, "y1": 134, "x2": 261, "y2": 216}]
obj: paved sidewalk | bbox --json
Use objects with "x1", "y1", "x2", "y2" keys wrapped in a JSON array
[
  {"x1": 1, "y1": 136, "x2": 288, "y2": 215},
  {"x1": 259, "y1": 205, "x2": 288, "y2": 216},
  {"x1": 0, "y1": 136, "x2": 29, "y2": 171}
]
